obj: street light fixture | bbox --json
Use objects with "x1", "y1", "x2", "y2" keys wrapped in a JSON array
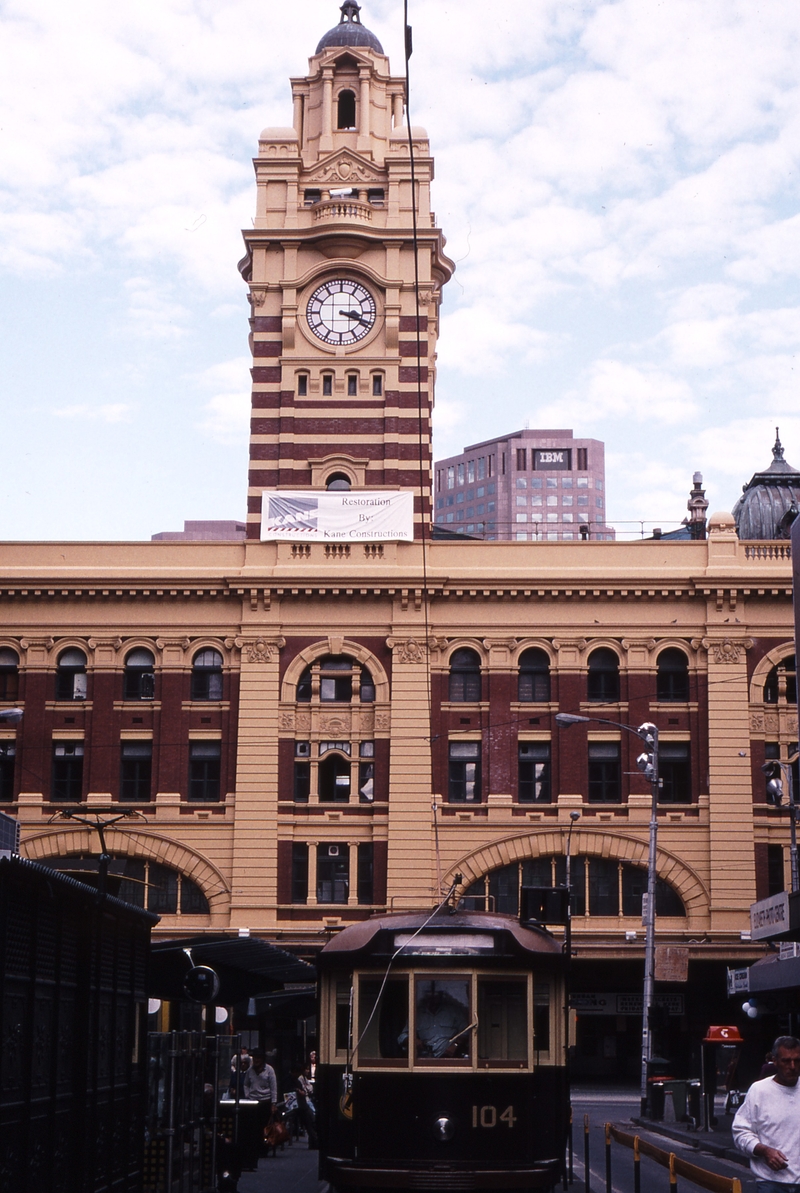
[
  {"x1": 0, "y1": 708, "x2": 23, "y2": 723},
  {"x1": 761, "y1": 754, "x2": 800, "y2": 892},
  {"x1": 555, "y1": 711, "x2": 660, "y2": 1116}
]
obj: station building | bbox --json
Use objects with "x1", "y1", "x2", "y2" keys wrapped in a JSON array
[{"x1": 1, "y1": 3, "x2": 797, "y2": 1078}]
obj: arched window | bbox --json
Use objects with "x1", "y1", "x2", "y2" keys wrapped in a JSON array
[
  {"x1": 56, "y1": 648, "x2": 87, "y2": 701},
  {"x1": 326, "y1": 473, "x2": 351, "y2": 491},
  {"x1": 319, "y1": 752, "x2": 351, "y2": 802},
  {"x1": 587, "y1": 648, "x2": 619, "y2": 703},
  {"x1": 463, "y1": 857, "x2": 685, "y2": 918},
  {"x1": 0, "y1": 647, "x2": 19, "y2": 702},
  {"x1": 764, "y1": 655, "x2": 797, "y2": 705},
  {"x1": 449, "y1": 648, "x2": 481, "y2": 702},
  {"x1": 123, "y1": 648, "x2": 155, "y2": 701},
  {"x1": 518, "y1": 648, "x2": 550, "y2": 702},
  {"x1": 337, "y1": 89, "x2": 356, "y2": 129},
  {"x1": 192, "y1": 648, "x2": 223, "y2": 701},
  {"x1": 296, "y1": 655, "x2": 374, "y2": 703},
  {"x1": 656, "y1": 648, "x2": 689, "y2": 702},
  {"x1": 42, "y1": 854, "x2": 209, "y2": 915}
]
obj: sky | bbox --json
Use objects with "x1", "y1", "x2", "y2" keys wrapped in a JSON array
[{"x1": 1, "y1": 0, "x2": 799, "y2": 541}]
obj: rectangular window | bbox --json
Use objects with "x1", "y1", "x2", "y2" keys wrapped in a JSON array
[
  {"x1": 297, "y1": 374, "x2": 308, "y2": 396},
  {"x1": 56, "y1": 670, "x2": 87, "y2": 701},
  {"x1": 467, "y1": 460, "x2": 475, "y2": 483},
  {"x1": 577, "y1": 476, "x2": 589, "y2": 488},
  {"x1": 588, "y1": 742, "x2": 621, "y2": 802},
  {"x1": 0, "y1": 743, "x2": 15, "y2": 801},
  {"x1": 189, "y1": 741, "x2": 221, "y2": 802},
  {"x1": 291, "y1": 843, "x2": 308, "y2": 904},
  {"x1": 478, "y1": 457, "x2": 486, "y2": 480},
  {"x1": 317, "y1": 843, "x2": 349, "y2": 903},
  {"x1": 347, "y1": 374, "x2": 358, "y2": 395},
  {"x1": 457, "y1": 463, "x2": 465, "y2": 484},
  {"x1": 577, "y1": 447, "x2": 588, "y2": 470},
  {"x1": 357, "y1": 842, "x2": 374, "y2": 904},
  {"x1": 358, "y1": 976, "x2": 408, "y2": 1064},
  {"x1": 478, "y1": 978, "x2": 527, "y2": 1066},
  {"x1": 659, "y1": 743, "x2": 691, "y2": 803},
  {"x1": 501, "y1": 452, "x2": 506, "y2": 474},
  {"x1": 413, "y1": 977, "x2": 471, "y2": 1061},
  {"x1": 768, "y1": 844, "x2": 785, "y2": 896},
  {"x1": 488, "y1": 456, "x2": 494, "y2": 477},
  {"x1": 294, "y1": 761, "x2": 310, "y2": 802},
  {"x1": 367, "y1": 188, "x2": 385, "y2": 205},
  {"x1": 304, "y1": 188, "x2": 321, "y2": 205},
  {"x1": 373, "y1": 374, "x2": 383, "y2": 396},
  {"x1": 51, "y1": 742, "x2": 84, "y2": 802},
  {"x1": 358, "y1": 759, "x2": 375, "y2": 802},
  {"x1": 323, "y1": 374, "x2": 333, "y2": 396},
  {"x1": 518, "y1": 743, "x2": 551, "y2": 803},
  {"x1": 534, "y1": 983, "x2": 551, "y2": 1059},
  {"x1": 448, "y1": 741, "x2": 481, "y2": 802},
  {"x1": 516, "y1": 448, "x2": 527, "y2": 471},
  {"x1": 447, "y1": 467, "x2": 455, "y2": 489},
  {"x1": 120, "y1": 742, "x2": 152, "y2": 802}
]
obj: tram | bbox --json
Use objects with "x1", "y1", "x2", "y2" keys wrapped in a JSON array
[{"x1": 316, "y1": 903, "x2": 569, "y2": 1192}]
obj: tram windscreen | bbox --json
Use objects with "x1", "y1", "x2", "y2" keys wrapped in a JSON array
[
  {"x1": 412, "y1": 979, "x2": 472, "y2": 1060},
  {"x1": 358, "y1": 977, "x2": 409, "y2": 1061},
  {"x1": 478, "y1": 979, "x2": 527, "y2": 1064}
]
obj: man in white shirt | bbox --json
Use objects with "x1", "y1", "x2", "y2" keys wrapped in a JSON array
[{"x1": 733, "y1": 1036, "x2": 800, "y2": 1191}]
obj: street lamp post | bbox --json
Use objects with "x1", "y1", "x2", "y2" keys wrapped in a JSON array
[
  {"x1": 563, "y1": 810, "x2": 581, "y2": 1076},
  {"x1": 762, "y1": 754, "x2": 800, "y2": 892},
  {"x1": 555, "y1": 712, "x2": 660, "y2": 1117}
]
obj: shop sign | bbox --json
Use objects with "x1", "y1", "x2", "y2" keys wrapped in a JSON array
[
  {"x1": 569, "y1": 992, "x2": 615, "y2": 1014},
  {"x1": 727, "y1": 968, "x2": 750, "y2": 995},
  {"x1": 570, "y1": 993, "x2": 684, "y2": 1016},
  {"x1": 750, "y1": 891, "x2": 789, "y2": 940},
  {"x1": 261, "y1": 490, "x2": 414, "y2": 542},
  {"x1": 534, "y1": 449, "x2": 571, "y2": 471},
  {"x1": 654, "y1": 945, "x2": 689, "y2": 982}
]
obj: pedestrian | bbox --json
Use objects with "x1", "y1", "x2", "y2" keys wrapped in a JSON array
[
  {"x1": 292, "y1": 1063, "x2": 318, "y2": 1148},
  {"x1": 733, "y1": 1035, "x2": 800, "y2": 1190},
  {"x1": 229, "y1": 1046, "x2": 251, "y2": 1099},
  {"x1": 243, "y1": 1050, "x2": 278, "y2": 1137}
]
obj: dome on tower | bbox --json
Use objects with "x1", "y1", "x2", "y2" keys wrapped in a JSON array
[
  {"x1": 316, "y1": 1, "x2": 384, "y2": 54},
  {"x1": 731, "y1": 429, "x2": 800, "y2": 540}
]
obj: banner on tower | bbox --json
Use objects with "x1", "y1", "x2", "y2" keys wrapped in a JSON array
[{"x1": 260, "y1": 490, "x2": 414, "y2": 542}]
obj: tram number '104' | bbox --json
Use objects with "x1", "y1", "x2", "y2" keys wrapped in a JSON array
[{"x1": 472, "y1": 1106, "x2": 517, "y2": 1129}]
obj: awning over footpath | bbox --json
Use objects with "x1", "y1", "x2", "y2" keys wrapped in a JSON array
[
  {"x1": 150, "y1": 933, "x2": 314, "y2": 1003},
  {"x1": 747, "y1": 953, "x2": 800, "y2": 993}
]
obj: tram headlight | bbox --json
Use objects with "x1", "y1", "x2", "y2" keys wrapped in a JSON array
[{"x1": 434, "y1": 1117, "x2": 455, "y2": 1142}]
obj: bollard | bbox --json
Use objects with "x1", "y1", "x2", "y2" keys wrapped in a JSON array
[
  {"x1": 584, "y1": 1114, "x2": 591, "y2": 1193},
  {"x1": 604, "y1": 1123, "x2": 611, "y2": 1193},
  {"x1": 568, "y1": 1105, "x2": 574, "y2": 1184},
  {"x1": 669, "y1": 1151, "x2": 678, "y2": 1193},
  {"x1": 633, "y1": 1134, "x2": 641, "y2": 1193}
]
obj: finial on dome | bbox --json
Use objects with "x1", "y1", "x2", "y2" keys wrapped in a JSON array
[
  {"x1": 773, "y1": 427, "x2": 784, "y2": 462},
  {"x1": 339, "y1": 1, "x2": 363, "y2": 23}
]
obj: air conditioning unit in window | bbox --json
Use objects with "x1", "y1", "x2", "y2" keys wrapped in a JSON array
[
  {"x1": 327, "y1": 845, "x2": 340, "y2": 857},
  {"x1": 295, "y1": 742, "x2": 311, "y2": 757}
]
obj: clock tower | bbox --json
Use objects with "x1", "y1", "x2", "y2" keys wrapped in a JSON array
[{"x1": 239, "y1": 1, "x2": 454, "y2": 539}]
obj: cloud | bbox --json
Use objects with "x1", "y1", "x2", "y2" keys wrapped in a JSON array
[
  {"x1": 53, "y1": 403, "x2": 133, "y2": 423},
  {"x1": 194, "y1": 356, "x2": 251, "y2": 444},
  {"x1": 544, "y1": 360, "x2": 697, "y2": 426}
]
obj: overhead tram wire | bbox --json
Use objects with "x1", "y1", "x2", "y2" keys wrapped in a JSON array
[{"x1": 402, "y1": 0, "x2": 444, "y2": 894}]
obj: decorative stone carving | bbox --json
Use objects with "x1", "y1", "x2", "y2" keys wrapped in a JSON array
[
  {"x1": 307, "y1": 152, "x2": 384, "y2": 186},
  {"x1": 750, "y1": 711, "x2": 765, "y2": 732},
  {"x1": 321, "y1": 715, "x2": 349, "y2": 734},
  {"x1": 764, "y1": 712, "x2": 779, "y2": 734},
  {"x1": 375, "y1": 710, "x2": 390, "y2": 731},
  {"x1": 703, "y1": 637, "x2": 753, "y2": 664},
  {"x1": 237, "y1": 637, "x2": 285, "y2": 663},
  {"x1": 279, "y1": 710, "x2": 295, "y2": 731},
  {"x1": 295, "y1": 710, "x2": 311, "y2": 733},
  {"x1": 395, "y1": 638, "x2": 426, "y2": 664},
  {"x1": 249, "y1": 288, "x2": 267, "y2": 307}
]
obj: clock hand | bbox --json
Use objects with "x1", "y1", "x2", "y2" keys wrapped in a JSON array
[{"x1": 339, "y1": 308, "x2": 369, "y2": 327}]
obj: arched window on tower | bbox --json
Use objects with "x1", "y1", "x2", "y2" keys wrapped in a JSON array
[
  {"x1": 449, "y1": 649, "x2": 481, "y2": 702},
  {"x1": 587, "y1": 647, "x2": 620, "y2": 703},
  {"x1": 764, "y1": 655, "x2": 797, "y2": 705},
  {"x1": 326, "y1": 473, "x2": 351, "y2": 491},
  {"x1": 123, "y1": 648, "x2": 155, "y2": 701},
  {"x1": 337, "y1": 89, "x2": 356, "y2": 129},
  {"x1": 656, "y1": 648, "x2": 689, "y2": 702},
  {"x1": 518, "y1": 648, "x2": 550, "y2": 702},
  {"x1": 56, "y1": 648, "x2": 87, "y2": 701}
]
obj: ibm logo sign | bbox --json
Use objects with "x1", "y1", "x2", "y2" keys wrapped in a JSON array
[{"x1": 534, "y1": 449, "x2": 571, "y2": 471}]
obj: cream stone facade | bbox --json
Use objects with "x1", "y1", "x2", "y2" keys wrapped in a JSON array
[{"x1": 1, "y1": 4, "x2": 797, "y2": 1076}]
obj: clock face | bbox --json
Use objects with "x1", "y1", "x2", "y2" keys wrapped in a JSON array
[{"x1": 306, "y1": 279, "x2": 377, "y2": 346}]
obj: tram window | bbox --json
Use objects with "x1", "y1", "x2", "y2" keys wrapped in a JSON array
[
  {"x1": 534, "y1": 983, "x2": 551, "y2": 1059},
  {"x1": 477, "y1": 979, "x2": 527, "y2": 1066},
  {"x1": 411, "y1": 978, "x2": 472, "y2": 1061},
  {"x1": 357, "y1": 977, "x2": 408, "y2": 1064},
  {"x1": 335, "y1": 981, "x2": 352, "y2": 1055}
]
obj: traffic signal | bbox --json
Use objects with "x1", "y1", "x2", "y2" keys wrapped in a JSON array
[
  {"x1": 761, "y1": 760, "x2": 784, "y2": 806},
  {"x1": 636, "y1": 722, "x2": 658, "y2": 783}
]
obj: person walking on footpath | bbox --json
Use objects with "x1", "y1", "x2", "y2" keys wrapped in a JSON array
[
  {"x1": 733, "y1": 1035, "x2": 800, "y2": 1191},
  {"x1": 243, "y1": 1050, "x2": 278, "y2": 1136}
]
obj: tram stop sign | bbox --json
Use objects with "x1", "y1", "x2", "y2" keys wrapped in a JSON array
[{"x1": 183, "y1": 964, "x2": 221, "y2": 1003}]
